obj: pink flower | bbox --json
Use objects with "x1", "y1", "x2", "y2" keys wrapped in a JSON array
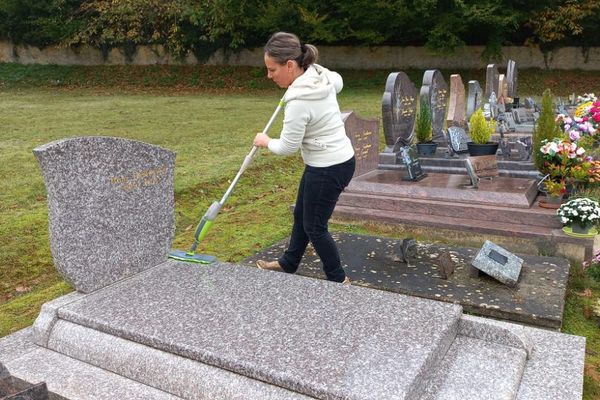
[
  {"x1": 593, "y1": 113, "x2": 600, "y2": 122},
  {"x1": 564, "y1": 124, "x2": 571, "y2": 130},
  {"x1": 583, "y1": 116, "x2": 589, "y2": 122},
  {"x1": 570, "y1": 130, "x2": 580, "y2": 141},
  {"x1": 593, "y1": 101, "x2": 600, "y2": 107}
]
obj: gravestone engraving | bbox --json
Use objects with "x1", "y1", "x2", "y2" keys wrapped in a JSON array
[
  {"x1": 398, "y1": 146, "x2": 427, "y2": 181},
  {"x1": 342, "y1": 111, "x2": 379, "y2": 177},
  {"x1": 466, "y1": 80, "x2": 483, "y2": 119},
  {"x1": 420, "y1": 70, "x2": 449, "y2": 142},
  {"x1": 447, "y1": 74, "x2": 466, "y2": 128},
  {"x1": 472, "y1": 240, "x2": 523, "y2": 287},
  {"x1": 485, "y1": 64, "x2": 499, "y2": 100},
  {"x1": 506, "y1": 59, "x2": 518, "y2": 98},
  {"x1": 447, "y1": 126, "x2": 470, "y2": 154},
  {"x1": 381, "y1": 72, "x2": 418, "y2": 152},
  {"x1": 33, "y1": 137, "x2": 176, "y2": 293}
]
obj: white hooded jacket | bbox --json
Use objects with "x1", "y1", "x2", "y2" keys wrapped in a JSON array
[{"x1": 267, "y1": 64, "x2": 355, "y2": 167}]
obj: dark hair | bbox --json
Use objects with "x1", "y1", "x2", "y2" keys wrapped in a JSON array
[{"x1": 264, "y1": 32, "x2": 318, "y2": 70}]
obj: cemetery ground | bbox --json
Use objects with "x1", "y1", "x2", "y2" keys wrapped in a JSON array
[{"x1": 1, "y1": 64, "x2": 600, "y2": 398}]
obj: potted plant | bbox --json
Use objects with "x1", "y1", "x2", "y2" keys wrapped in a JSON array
[
  {"x1": 415, "y1": 99, "x2": 437, "y2": 156},
  {"x1": 467, "y1": 108, "x2": 498, "y2": 156},
  {"x1": 556, "y1": 197, "x2": 600, "y2": 237},
  {"x1": 542, "y1": 179, "x2": 566, "y2": 207}
]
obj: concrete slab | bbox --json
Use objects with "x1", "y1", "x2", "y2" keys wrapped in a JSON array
[{"x1": 242, "y1": 233, "x2": 570, "y2": 329}]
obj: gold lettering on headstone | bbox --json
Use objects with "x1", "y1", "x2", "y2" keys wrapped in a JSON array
[
  {"x1": 352, "y1": 130, "x2": 375, "y2": 161},
  {"x1": 436, "y1": 89, "x2": 448, "y2": 111},
  {"x1": 110, "y1": 164, "x2": 169, "y2": 191},
  {"x1": 400, "y1": 96, "x2": 415, "y2": 117}
]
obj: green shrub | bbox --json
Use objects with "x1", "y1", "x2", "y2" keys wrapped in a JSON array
[
  {"x1": 533, "y1": 88, "x2": 563, "y2": 171},
  {"x1": 468, "y1": 109, "x2": 496, "y2": 144},
  {"x1": 415, "y1": 98, "x2": 433, "y2": 143}
]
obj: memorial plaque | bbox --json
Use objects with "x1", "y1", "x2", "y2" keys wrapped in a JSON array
[
  {"x1": 34, "y1": 137, "x2": 176, "y2": 293},
  {"x1": 506, "y1": 59, "x2": 518, "y2": 98},
  {"x1": 447, "y1": 126, "x2": 470, "y2": 154},
  {"x1": 420, "y1": 70, "x2": 449, "y2": 142},
  {"x1": 342, "y1": 111, "x2": 379, "y2": 177},
  {"x1": 398, "y1": 146, "x2": 427, "y2": 181},
  {"x1": 485, "y1": 64, "x2": 499, "y2": 100},
  {"x1": 471, "y1": 240, "x2": 523, "y2": 287},
  {"x1": 381, "y1": 72, "x2": 418, "y2": 151},
  {"x1": 466, "y1": 80, "x2": 483, "y2": 119},
  {"x1": 447, "y1": 74, "x2": 466, "y2": 128},
  {"x1": 468, "y1": 155, "x2": 499, "y2": 178}
]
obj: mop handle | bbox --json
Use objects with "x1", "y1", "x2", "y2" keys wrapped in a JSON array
[{"x1": 218, "y1": 99, "x2": 285, "y2": 205}]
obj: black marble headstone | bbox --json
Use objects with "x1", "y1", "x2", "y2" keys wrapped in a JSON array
[
  {"x1": 398, "y1": 146, "x2": 427, "y2": 181},
  {"x1": 420, "y1": 70, "x2": 448, "y2": 142},
  {"x1": 381, "y1": 72, "x2": 418, "y2": 152},
  {"x1": 466, "y1": 80, "x2": 483, "y2": 119}
]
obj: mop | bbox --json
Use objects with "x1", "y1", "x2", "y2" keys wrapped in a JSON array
[{"x1": 169, "y1": 98, "x2": 285, "y2": 263}]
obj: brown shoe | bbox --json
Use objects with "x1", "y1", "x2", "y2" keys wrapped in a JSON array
[
  {"x1": 342, "y1": 276, "x2": 351, "y2": 285},
  {"x1": 256, "y1": 260, "x2": 284, "y2": 272}
]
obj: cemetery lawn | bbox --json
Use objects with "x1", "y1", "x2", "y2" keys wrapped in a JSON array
[{"x1": 2, "y1": 65, "x2": 600, "y2": 397}]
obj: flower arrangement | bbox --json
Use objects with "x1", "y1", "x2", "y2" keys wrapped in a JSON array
[
  {"x1": 555, "y1": 113, "x2": 597, "y2": 141},
  {"x1": 576, "y1": 93, "x2": 598, "y2": 104},
  {"x1": 543, "y1": 179, "x2": 567, "y2": 197},
  {"x1": 556, "y1": 197, "x2": 600, "y2": 227},
  {"x1": 539, "y1": 137, "x2": 586, "y2": 177}
]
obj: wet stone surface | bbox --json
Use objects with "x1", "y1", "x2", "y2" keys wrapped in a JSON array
[{"x1": 242, "y1": 233, "x2": 570, "y2": 329}]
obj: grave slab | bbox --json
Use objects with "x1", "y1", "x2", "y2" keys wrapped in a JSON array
[
  {"x1": 52, "y1": 261, "x2": 463, "y2": 400},
  {"x1": 345, "y1": 169, "x2": 538, "y2": 208},
  {"x1": 242, "y1": 233, "x2": 570, "y2": 329}
]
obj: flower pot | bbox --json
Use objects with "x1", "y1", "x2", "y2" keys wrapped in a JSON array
[
  {"x1": 467, "y1": 142, "x2": 499, "y2": 156},
  {"x1": 545, "y1": 195, "x2": 563, "y2": 205},
  {"x1": 539, "y1": 194, "x2": 563, "y2": 209},
  {"x1": 571, "y1": 222, "x2": 593, "y2": 234},
  {"x1": 416, "y1": 142, "x2": 438, "y2": 156}
]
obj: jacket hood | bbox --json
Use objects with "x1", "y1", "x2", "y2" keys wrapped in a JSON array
[{"x1": 283, "y1": 64, "x2": 343, "y2": 102}]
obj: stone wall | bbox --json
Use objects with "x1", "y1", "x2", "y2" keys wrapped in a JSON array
[{"x1": 1, "y1": 40, "x2": 600, "y2": 70}]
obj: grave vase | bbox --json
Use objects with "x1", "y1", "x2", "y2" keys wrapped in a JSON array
[
  {"x1": 545, "y1": 194, "x2": 563, "y2": 205},
  {"x1": 467, "y1": 142, "x2": 499, "y2": 156},
  {"x1": 416, "y1": 142, "x2": 438, "y2": 156}
]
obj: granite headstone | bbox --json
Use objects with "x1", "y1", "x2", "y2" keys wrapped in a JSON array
[
  {"x1": 33, "y1": 137, "x2": 176, "y2": 293},
  {"x1": 447, "y1": 74, "x2": 466, "y2": 128},
  {"x1": 398, "y1": 146, "x2": 427, "y2": 181},
  {"x1": 381, "y1": 72, "x2": 418, "y2": 152},
  {"x1": 447, "y1": 126, "x2": 470, "y2": 154},
  {"x1": 420, "y1": 70, "x2": 449, "y2": 142},
  {"x1": 506, "y1": 59, "x2": 518, "y2": 98},
  {"x1": 485, "y1": 64, "x2": 499, "y2": 100},
  {"x1": 466, "y1": 80, "x2": 483, "y2": 119},
  {"x1": 472, "y1": 240, "x2": 523, "y2": 287},
  {"x1": 342, "y1": 111, "x2": 379, "y2": 177}
]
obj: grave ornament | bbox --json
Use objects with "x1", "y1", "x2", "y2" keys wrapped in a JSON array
[{"x1": 471, "y1": 240, "x2": 524, "y2": 286}]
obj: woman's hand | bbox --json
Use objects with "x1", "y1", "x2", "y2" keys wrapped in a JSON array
[{"x1": 253, "y1": 132, "x2": 271, "y2": 148}]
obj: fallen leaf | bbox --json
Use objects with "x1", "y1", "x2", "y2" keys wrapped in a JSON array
[
  {"x1": 15, "y1": 285, "x2": 31, "y2": 293},
  {"x1": 185, "y1": 225, "x2": 193, "y2": 231}
]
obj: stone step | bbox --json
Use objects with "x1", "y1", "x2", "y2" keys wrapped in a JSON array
[
  {"x1": 418, "y1": 336, "x2": 527, "y2": 400},
  {"x1": 337, "y1": 192, "x2": 562, "y2": 229},
  {"x1": 333, "y1": 205, "x2": 556, "y2": 239}
]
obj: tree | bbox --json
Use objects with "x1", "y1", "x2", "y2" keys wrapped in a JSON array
[{"x1": 533, "y1": 89, "x2": 563, "y2": 172}]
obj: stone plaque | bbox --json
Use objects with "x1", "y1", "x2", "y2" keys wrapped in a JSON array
[
  {"x1": 420, "y1": 70, "x2": 448, "y2": 142},
  {"x1": 447, "y1": 126, "x2": 470, "y2": 154},
  {"x1": 468, "y1": 155, "x2": 499, "y2": 178},
  {"x1": 498, "y1": 74, "x2": 507, "y2": 99},
  {"x1": 447, "y1": 74, "x2": 466, "y2": 128},
  {"x1": 485, "y1": 64, "x2": 499, "y2": 100},
  {"x1": 472, "y1": 240, "x2": 523, "y2": 287},
  {"x1": 466, "y1": 80, "x2": 483, "y2": 119},
  {"x1": 34, "y1": 137, "x2": 176, "y2": 293},
  {"x1": 381, "y1": 72, "x2": 418, "y2": 151},
  {"x1": 398, "y1": 146, "x2": 427, "y2": 181},
  {"x1": 506, "y1": 59, "x2": 518, "y2": 98},
  {"x1": 342, "y1": 111, "x2": 379, "y2": 178}
]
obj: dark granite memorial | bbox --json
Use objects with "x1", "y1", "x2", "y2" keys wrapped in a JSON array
[
  {"x1": 466, "y1": 80, "x2": 483, "y2": 120},
  {"x1": 341, "y1": 111, "x2": 379, "y2": 177},
  {"x1": 381, "y1": 72, "x2": 418, "y2": 154},
  {"x1": 242, "y1": 233, "x2": 570, "y2": 329},
  {"x1": 420, "y1": 70, "x2": 449, "y2": 142},
  {"x1": 485, "y1": 64, "x2": 499, "y2": 100}
]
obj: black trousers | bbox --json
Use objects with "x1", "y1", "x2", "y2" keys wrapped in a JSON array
[{"x1": 278, "y1": 156, "x2": 355, "y2": 282}]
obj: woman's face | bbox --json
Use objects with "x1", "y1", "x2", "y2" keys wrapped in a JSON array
[{"x1": 264, "y1": 54, "x2": 298, "y2": 88}]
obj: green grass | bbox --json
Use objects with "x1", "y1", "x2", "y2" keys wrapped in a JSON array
[{"x1": 1, "y1": 64, "x2": 600, "y2": 396}]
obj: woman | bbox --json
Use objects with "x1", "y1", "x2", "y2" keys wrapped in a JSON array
[{"x1": 253, "y1": 32, "x2": 355, "y2": 284}]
